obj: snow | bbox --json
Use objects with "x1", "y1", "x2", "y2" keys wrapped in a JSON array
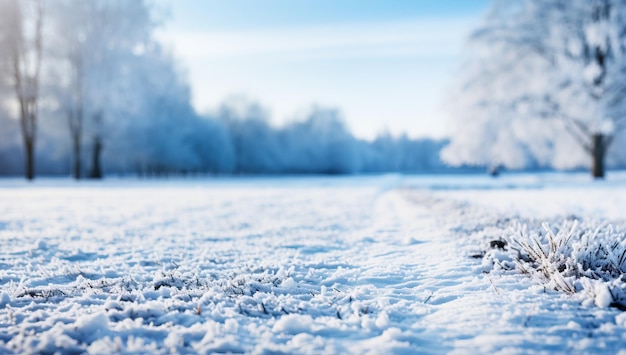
[{"x1": 1, "y1": 173, "x2": 626, "y2": 353}]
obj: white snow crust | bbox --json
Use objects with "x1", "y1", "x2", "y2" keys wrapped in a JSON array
[{"x1": 1, "y1": 173, "x2": 626, "y2": 353}]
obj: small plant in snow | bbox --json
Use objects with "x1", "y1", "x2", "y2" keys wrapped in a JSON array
[
  {"x1": 509, "y1": 220, "x2": 579, "y2": 294},
  {"x1": 484, "y1": 219, "x2": 626, "y2": 309}
]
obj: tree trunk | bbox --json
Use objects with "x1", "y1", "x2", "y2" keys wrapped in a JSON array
[
  {"x1": 88, "y1": 136, "x2": 103, "y2": 179},
  {"x1": 24, "y1": 137, "x2": 34, "y2": 181},
  {"x1": 71, "y1": 137, "x2": 81, "y2": 179},
  {"x1": 19, "y1": 106, "x2": 36, "y2": 181},
  {"x1": 592, "y1": 133, "x2": 606, "y2": 179}
]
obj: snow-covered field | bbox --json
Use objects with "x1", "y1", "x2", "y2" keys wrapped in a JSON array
[{"x1": 1, "y1": 173, "x2": 626, "y2": 353}]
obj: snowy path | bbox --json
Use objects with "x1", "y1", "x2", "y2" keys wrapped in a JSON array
[{"x1": 1, "y1": 177, "x2": 626, "y2": 353}]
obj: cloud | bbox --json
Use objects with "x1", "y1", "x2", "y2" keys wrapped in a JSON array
[{"x1": 157, "y1": 18, "x2": 476, "y2": 60}]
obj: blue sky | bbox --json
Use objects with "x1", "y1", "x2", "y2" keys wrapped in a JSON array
[{"x1": 155, "y1": 0, "x2": 489, "y2": 139}]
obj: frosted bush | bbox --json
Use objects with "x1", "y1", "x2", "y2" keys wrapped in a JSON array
[{"x1": 486, "y1": 219, "x2": 626, "y2": 309}]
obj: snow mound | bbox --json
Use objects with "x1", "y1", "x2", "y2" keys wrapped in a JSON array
[{"x1": 273, "y1": 314, "x2": 314, "y2": 334}]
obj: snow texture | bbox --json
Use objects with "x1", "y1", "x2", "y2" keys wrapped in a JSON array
[{"x1": 1, "y1": 173, "x2": 626, "y2": 353}]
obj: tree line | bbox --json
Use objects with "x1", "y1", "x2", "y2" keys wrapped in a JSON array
[
  {"x1": 0, "y1": 0, "x2": 450, "y2": 179},
  {"x1": 0, "y1": 96, "x2": 451, "y2": 176},
  {"x1": 7, "y1": 0, "x2": 620, "y2": 179}
]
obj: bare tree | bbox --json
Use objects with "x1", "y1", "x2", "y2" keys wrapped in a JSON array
[
  {"x1": 0, "y1": 0, "x2": 44, "y2": 180},
  {"x1": 67, "y1": 54, "x2": 84, "y2": 179},
  {"x1": 51, "y1": 48, "x2": 86, "y2": 180}
]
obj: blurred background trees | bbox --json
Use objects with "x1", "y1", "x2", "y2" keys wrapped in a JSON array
[
  {"x1": 0, "y1": 0, "x2": 450, "y2": 178},
  {"x1": 0, "y1": 0, "x2": 44, "y2": 180},
  {"x1": 49, "y1": 0, "x2": 154, "y2": 179},
  {"x1": 5, "y1": 0, "x2": 626, "y2": 179},
  {"x1": 442, "y1": 0, "x2": 626, "y2": 178}
]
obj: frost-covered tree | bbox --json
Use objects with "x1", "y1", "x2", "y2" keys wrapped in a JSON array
[
  {"x1": 218, "y1": 98, "x2": 283, "y2": 174},
  {"x1": 0, "y1": 0, "x2": 44, "y2": 180},
  {"x1": 112, "y1": 46, "x2": 235, "y2": 175},
  {"x1": 443, "y1": 0, "x2": 626, "y2": 178},
  {"x1": 49, "y1": 0, "x2": 153, "y2": 179},
  {"x1": 280, "y1": 107, "x2": 360, "y2": 174},
  {"x1": 48, "y1": 0, "x2": 85, "y2": 179}
]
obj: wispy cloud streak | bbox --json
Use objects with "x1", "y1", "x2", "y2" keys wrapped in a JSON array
[{"x1": 158, "y1": 18, "x2": 476, "y2": 59}]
